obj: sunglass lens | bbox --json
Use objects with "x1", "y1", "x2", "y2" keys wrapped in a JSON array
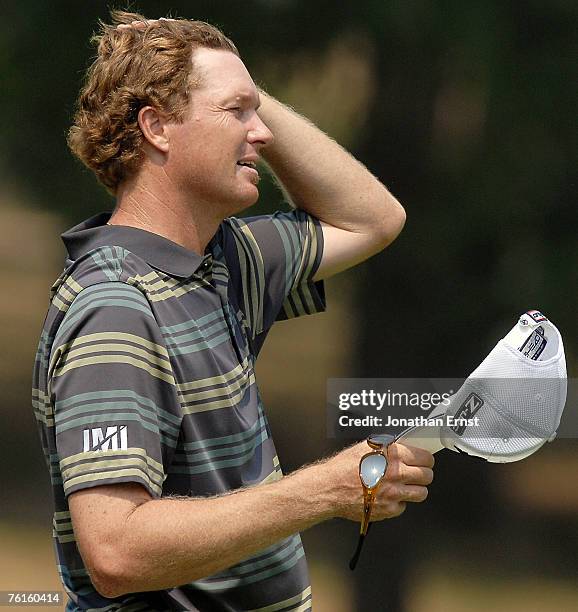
[
  {"x1": 368, "y1": 433, "x2": 395, "y2": 448},
  {"x1": 360, "y1": 453, "x2": 387, "y2": 488}
]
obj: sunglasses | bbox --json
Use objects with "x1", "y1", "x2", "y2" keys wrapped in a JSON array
[{"x1": 349, "y1": 434, "x2": 395, "y2": 570}]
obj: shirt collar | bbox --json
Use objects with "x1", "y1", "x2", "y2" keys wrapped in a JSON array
[{"x1": 61, "y1": 212, "x2": 208, "y2": 278}]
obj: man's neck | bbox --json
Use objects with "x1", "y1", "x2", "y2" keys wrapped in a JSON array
[{"x1": 110, "y1": 176, "x2": 221, "y2": 255}]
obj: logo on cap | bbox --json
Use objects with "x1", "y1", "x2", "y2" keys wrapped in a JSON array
[
  {"x1": 527, "y1": 310, "x2": 548, "y2": 323},
  {"x1": 451, "y1": 393, "x2": 484, "y2": 436}
]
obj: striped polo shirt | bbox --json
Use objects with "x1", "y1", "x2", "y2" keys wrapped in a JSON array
[{"x1": 32, "y1": 210, "x2": 325, "y2": 611}]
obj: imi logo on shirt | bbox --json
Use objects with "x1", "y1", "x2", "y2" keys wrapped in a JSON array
[{"x1": 83, "y1": 425, "x2": 128, "y2": 452}]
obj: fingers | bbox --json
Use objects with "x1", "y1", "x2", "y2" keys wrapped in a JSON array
[
  {"x1": 380, "y1": 444, "x2": 434, "y2": 509},
  {"x1": 389, "y1": 442, "x2": 435, "y2": 468},
  {"x1": 390, "y1": 464, "x2": 433, "y2": 487},
  {"x1": 116, "y1": 18, "x2": 175, "y2": 31},
  {"x1": 372, "y1": 482, "x2": 427, "y2": 518},
  {"x1": 116, "y1": 21, "x2": 148, "y2": 31},
  {"x1": 399, "y1": 484, "x2": 429, "y2": 503},
  {"x1": 375, "y1": 501, "x2": 406, "y2": 520}
]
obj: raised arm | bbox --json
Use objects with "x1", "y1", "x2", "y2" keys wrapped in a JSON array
[{"x1": 257, "y1": 92, "x2": 406, "y2": 281}]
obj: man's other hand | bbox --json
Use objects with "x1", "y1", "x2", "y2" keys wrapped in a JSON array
[{"x1": 320, "y1": 441, "x2": 435, "y2": 522}]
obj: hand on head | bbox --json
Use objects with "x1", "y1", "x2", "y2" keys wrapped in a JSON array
[{"x1": 116, "y1": 17, "x2": 175, "y2": 31}]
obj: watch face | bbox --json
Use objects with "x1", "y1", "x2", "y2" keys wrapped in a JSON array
[
  {"x1": 367, "y1": 433, "x2": 395, "y2": 450},
  {"x1": 360, "y1": 452, "x2": 387, "y2": 488}
]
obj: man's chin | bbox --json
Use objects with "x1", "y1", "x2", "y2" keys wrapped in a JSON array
[{"x1": 225, "y1": 186, "x2": 260, "y2": 217}]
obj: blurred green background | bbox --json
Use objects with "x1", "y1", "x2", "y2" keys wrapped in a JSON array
[{"x1": 1, "y1": 1, "x2": 577, "y2": 610}]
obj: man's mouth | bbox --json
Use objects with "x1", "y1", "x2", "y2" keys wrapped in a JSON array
[
  {"x1": 236, "y1": 160, "x2": 260, "y2": 182},
  {"x1": 236, "y1": 161, "x2": 257, "y2": 171}
]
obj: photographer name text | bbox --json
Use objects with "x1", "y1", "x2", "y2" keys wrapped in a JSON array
[{"x1": 338, "y1": 414, "x2": 480, "y2": 428}]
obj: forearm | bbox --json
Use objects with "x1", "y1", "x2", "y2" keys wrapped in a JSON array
[
  {"x1": 258, "y1": 91, "x2": 404, "y2": 235},
  {"x1": 113, "y1": 464, "x2": 334, "y2": 595},
  {"x1": 79, "y1": 441, "x2": 434, "y2": 598}
]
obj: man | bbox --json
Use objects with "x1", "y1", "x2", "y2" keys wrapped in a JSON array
[{"x1": 32, "y1": 11, "x2": 434, "y2": 611}]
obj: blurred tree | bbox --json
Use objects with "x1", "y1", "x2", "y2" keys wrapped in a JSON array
[{"x1": 350, "y1": 2, "x2": 577, "y2": 610}]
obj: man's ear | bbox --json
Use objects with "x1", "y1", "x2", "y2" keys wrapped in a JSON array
[{"x1": 138, "y1": 106, "x2": 170, "y2": 155}]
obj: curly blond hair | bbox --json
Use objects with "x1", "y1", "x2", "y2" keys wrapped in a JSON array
[{"x1": 68, "y1": 10, "x2": 238, "y2": 194}]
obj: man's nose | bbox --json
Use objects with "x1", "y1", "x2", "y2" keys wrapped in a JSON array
[{"x1": 247, "y1": 114, "x2": 274, "y2": 148}]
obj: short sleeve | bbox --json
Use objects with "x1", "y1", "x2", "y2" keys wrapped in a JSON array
[
  {"x1": 48, "y1": 282, "x2": 182, "y2": 498},
  {"x1": 222, "y1": 209, "x2": 326, "y2": 342}
]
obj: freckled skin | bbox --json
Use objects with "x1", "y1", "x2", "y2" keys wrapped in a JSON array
[
  {"x1": 82, "y1": 21, "x2": 416, "y2": 598},
  {"x1": 165, "y1": 48, "x2": 273, "y2": 218}
]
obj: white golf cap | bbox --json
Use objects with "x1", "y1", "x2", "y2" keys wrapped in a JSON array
[
  {"x1": 439, "y1": 310, "x2": 567, "y2": 462},
  {"x1": 399, "y1": 310, "x2": 567, "y2": 463}
]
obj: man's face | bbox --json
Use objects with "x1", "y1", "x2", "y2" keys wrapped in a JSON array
[{"x1": 165, "y1": 48, "x2": 274, "y2": 217}]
